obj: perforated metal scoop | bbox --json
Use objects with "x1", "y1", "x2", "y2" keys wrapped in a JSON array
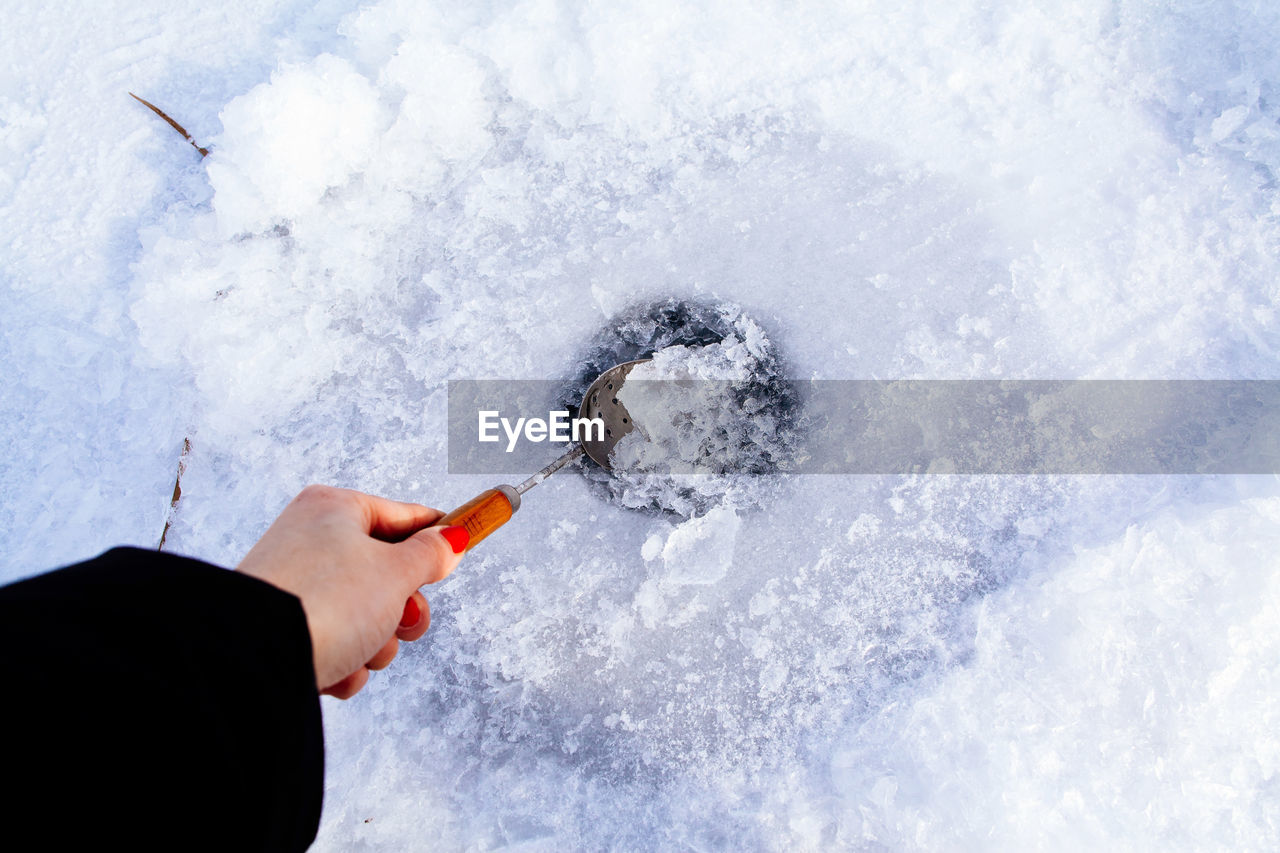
[
  {"x1": 570, "y1": 359, "x2": 651, "y2": 465},
  {"x1": 430, "y1": 360, "x2": 650, "y2": 551}
]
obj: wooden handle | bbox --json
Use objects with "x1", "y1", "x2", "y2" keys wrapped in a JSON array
[{"x1": 433, "y1": 487, "x2": 517, "y2": 552}]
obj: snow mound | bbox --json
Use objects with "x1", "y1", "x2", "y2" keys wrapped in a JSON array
[{"x1": 830, "y1": 497, "x2": 1280, "y2": 849}]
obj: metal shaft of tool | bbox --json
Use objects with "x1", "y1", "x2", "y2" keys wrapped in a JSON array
[{"x1": 514, "y1": 444, "x2": 585, "y2": 495}]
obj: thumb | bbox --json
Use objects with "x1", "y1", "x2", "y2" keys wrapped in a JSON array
[{"x1": 396, "y1": 523, "x2": 470, "y2": 587}]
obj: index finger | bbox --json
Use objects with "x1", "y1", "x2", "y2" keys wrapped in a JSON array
[{"x1": 352, "y1": 492, "x2": 444, "y2": 541}]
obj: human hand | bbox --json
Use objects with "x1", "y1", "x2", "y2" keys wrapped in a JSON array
[{"x1": 236, "y1": 485, "x2": 469, "y2": 698}]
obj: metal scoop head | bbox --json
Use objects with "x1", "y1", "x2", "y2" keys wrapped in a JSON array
[
  {"x1": 576, "y1": 358, "x2": 649, "y2": 468},
  {"x1": 513, "y1": 359, "x2": 649, "y2": 495}
]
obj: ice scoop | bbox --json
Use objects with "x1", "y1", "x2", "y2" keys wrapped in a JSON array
[{"x1": 428, "y1": 359, "x2": 649, "y2": 551}]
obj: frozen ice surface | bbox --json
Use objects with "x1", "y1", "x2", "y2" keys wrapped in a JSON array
[
  {"x1": 4, "y1": 0, "x2": 1280, "y2": 850},
  {"x1": 653, "y1": 503, "x2": 741, "y2": 587}
]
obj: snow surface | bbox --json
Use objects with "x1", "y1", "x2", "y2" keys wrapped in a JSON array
[{"x1": 3, "y1": 0, "x2": 1280, "y2": 849}]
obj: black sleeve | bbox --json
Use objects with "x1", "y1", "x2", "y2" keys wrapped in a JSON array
[{"x1": 0, "y1": 547, "x2": 323, "y2": 851}]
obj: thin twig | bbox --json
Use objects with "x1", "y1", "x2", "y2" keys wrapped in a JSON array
[
  {"x1": 129, "y1": 92, "x2": 208, "y2": 157},
  {"x1": 158, "y1": 437, "x2": 192, "y2": 551}
]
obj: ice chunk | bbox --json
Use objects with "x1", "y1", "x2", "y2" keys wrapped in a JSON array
[
  {"x1": 640, "y1": 530, "x2": 665, "y2": 561},
  {"x1": 658, "y1": 504, "x2": 741, "y2": 585},
  {"x1": 1211, "y1": 105, "x2": 1250, "y2": 142}
]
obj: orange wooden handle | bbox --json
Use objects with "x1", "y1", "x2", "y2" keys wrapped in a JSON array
[{"x1": 433, "y1": 488, "x2": 516, "y2": 552}]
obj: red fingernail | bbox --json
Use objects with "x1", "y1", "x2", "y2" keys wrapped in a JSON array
[
  {"x1": 440, "y1": 525, "x2": 469, "y2": 554},
  {"x1": 399, "y1": 597, "x2": 420, "y2": 628}
]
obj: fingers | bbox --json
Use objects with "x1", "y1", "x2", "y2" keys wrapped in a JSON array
[
  {"x1": 320, "y1": 635, "x2": 400, "y2": 698},
  {"x1": 351, "y1": 490, "x2": 445, "y2": 542},
  {"x1": 396, "y1": 591, "x2": 431, "y2": 642},
  {"x1": 291, "y1": 484, "x2": 443, "y2": 542},
  {"x1": 321, "y1": 667, "x2": 369, "y2": 700},
  {"x1": 322, "y1": 592, "x2": 432, "y2": 699},
  {"x1": 397, "y1": 524, "x2": 469, "y2": 587},
  {"x1": 367, "y1": 636, "x2": 399, "y2": 671}
]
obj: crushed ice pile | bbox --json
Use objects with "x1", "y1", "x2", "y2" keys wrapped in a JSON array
[
  {"x1": 4, "y1": 0, "x2": 1280, "y2": 849},
  {"x1": 610, "y1": 338, "x2": 757, "y2": 474},
  {"x1": 606, "y1": 312, "x2": 796, "y2": 516}
]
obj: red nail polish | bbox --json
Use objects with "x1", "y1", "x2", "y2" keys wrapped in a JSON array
[
  {"x1": 440, "y1": 525, "x2": 470, "y2": 554},
  {"x1": 399, "y1": 597, "x2": 420, "y2": 628}
]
